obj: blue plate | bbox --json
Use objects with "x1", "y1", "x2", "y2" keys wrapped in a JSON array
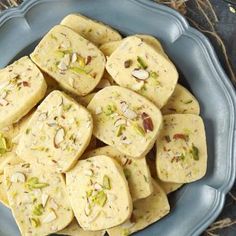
[{"x1": 0, "y1": 0, "x2": 236, "y2": 235}]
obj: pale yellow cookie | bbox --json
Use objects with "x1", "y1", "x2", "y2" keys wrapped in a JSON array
[
  {"x1": 107, "y1": 179, "x2": 170, "y2": 236},
  {"x1": 60, "y1": 14, "x2": 122, "y2": 46},
  {"x1": 161, "y1": 84, "x2": 200, "y2": 115},
  {"x1": 83, "y1": 146, "x2": 153, "y2": 201},
  {"x1": 4, "y1": 163, "x2": 73, "y2": 236},
  {"x1": 106, "y1": 36, "x2": 178, "y2": 108},
  {"x1": 57, "y1": 218, "x2": 105, "y2": 236},
  {"x1": 87, "y1": 86, "x2": 162, "y2": 158},
  {"x1": 156, "y1": 114, "x2": 207, "y2": 183},
  {"x1": 66, "y1": 155, "x2": 132, "y2": 231},
  {"x1": 0, "y1": 56, "x2": 47, "y2": 128},
  {"x1": 31, "y1": 25, "x2": 106, "y2": 96},
  {"x1": 17, "y1": 91, "x2": 93, "y2": 173}
]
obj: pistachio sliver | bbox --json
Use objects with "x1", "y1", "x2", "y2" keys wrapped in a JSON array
[
  {"x1": 69, "y1": 66, "x2": 88, "y2": 75},
  {"x1": 86, "y1": 190, "x2": 93, "y2": 197},
  {"x1": 116, "y1": 125, "x2": 126, "y2": 137},
  {"x1": 103, "y1": 175, "x2": 111, "y2": 190},
  {"x1": 30, "y1": 218, "x2": 40, "y2": 228},
  {"x1": 78, "y1": 56, "x2": 86, "y2": 67},
  {"x1": 137, "y1": 56, "x2": 148, "y2": 69},
  {"x1": 190, "y1": 144, "x2": 199, "y2": 161},
  {"x1": 33, "y1": 204, "x2": 44, "y2": 216},
  {"x1": 54, "y1": 50, "x2": 65, "y2": 58},
  {"x1": 150, "y1": 71, "x2": 158, "y2": 79},
  {"x1": 104, "y1": 104, "x2": 117, "y2": 116},
  {"x1": 91, "y1": 191, "x2": 107, "y2": 207},
  {"x1": 26, "y1": 177, "x2": 49, "y2": 190},
  {"x1": 132, "y1": 123, "x2": 145, "y2": 136}
]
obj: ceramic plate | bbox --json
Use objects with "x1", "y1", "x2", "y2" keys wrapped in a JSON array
[{"x1": 0, "y1": 0, "x2": 236, "y2": 235}]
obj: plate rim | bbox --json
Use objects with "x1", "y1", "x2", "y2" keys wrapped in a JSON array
[{"x1": 0, "y1": 0, "x2": 236, "y2": 235}]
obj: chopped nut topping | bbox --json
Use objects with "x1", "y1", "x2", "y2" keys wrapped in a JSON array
[
  {"x1": 131, "y1": 69, "x2": 149, "y2": 80},
  {"x1": 30, "y1": 218, "x2": 40, "y2": 228},
  {"x1": 141, "y1": 112, "x2": 154, "y2": 132},
  {"x1": 103, "y1": 175, "x2": 111, "y2": 190},
  {"x1": 63, "y1": 54, "x2": 71, "y2": 66},
  {"x1": 137, "y1": 56, "x2": 148, "y2": 69},
  {"x1": 85, "y1": 56, "x2": 92, "y2": 65},
  {"x1": 94, "y1": 183, "x2": 103, "y2": 191},
  {"x1": 124, "y1": 59, "x2": 132, "y2": 68},
  {"x1": 120, "y1": 101, "x2": 137, "y2": 119},
  {"x1": 33, "y1": 204, "x2": 44, "y2": 216},
  {"x1": 173, "y1": 133, "x2": 189, "y2": 142},
  {"x1": 11, "y1": 172, "x2": 26, "y2": 183},
  {"x1": 123, "y1": 108, "x2": 137, "y2": 120},
  {"x1": 50, "y1": 198, "x2": 59, "y2": 210},
  {"x1": 95, "y1": 106, "x2": 102, "y2": 115},
  {"x1": 41, "y1": 193, "x2": 49, "y2": 207},
  {"x1": 114, "y1": 118, "x2": 126, "y2": 127},
  {"x1": 57, "y1": 60, "x2": 67, "y2": 71},
  {"x1": 132, "y1": 123, "x2": 145, "y2": 136},
  {"x1": 116, "y1": 125, "x2": 126, "y2": 137},
  {"x1": 71, "y1": 52, "x2": 77, "y2": 63},
  {"x1": 26, "y1": 177, "x2": 49, "y2": 190},
  {"x1": 54, "y1": 128, "x2": 65, "y2": 148},
  {"x1": 131, "y1": 81, "x2": 144, "y2": 91},
  {"x1": 42, "y1": 210, "x2": 57, "y2": 223}
]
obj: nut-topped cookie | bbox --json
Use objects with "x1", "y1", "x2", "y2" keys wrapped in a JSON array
[
  {"x1": 87, "y1": 86, "x2": 162, "y2": 158},
  {"x1": 83, "y1": 146, "x2": 153, "y2": 201},
  {"x1": 66, "y1": 155, "x2": 132, "y2": 230},
  {"x1": 60, "y1": 13, "x2": 122, "y2": 46},
  {"x1": 4, "y1": 163, "x2": 73, "y2": 236},
  {"x1": 106, "y1": 36, "x2": 178, "y2": 108},
  {"x1": 161, "y1": 84, "x2": 200, "y2": 115},
  {"x1": 17, "y1": 90, "x2": 93, "y2": 172},
  {"x1": 156, "y1": 114, "x2": 207, "y2": 183},
  {"x1": 31, "y1": 25, "x2": 106, "y2": 96},
  {"x1": 107, "y1": 179, "x2": 170, "y2": 236},
  {"x1": 0, "y1": 56, "x2": 47, "y2": 128}
]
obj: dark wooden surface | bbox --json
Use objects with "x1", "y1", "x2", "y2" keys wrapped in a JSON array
[
  {"x1": 185, "y1": 1, "x2": 236, "y2": 235},
  {"x1": 0, "y1": 0, "x2": 235, "y2": 235}
]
